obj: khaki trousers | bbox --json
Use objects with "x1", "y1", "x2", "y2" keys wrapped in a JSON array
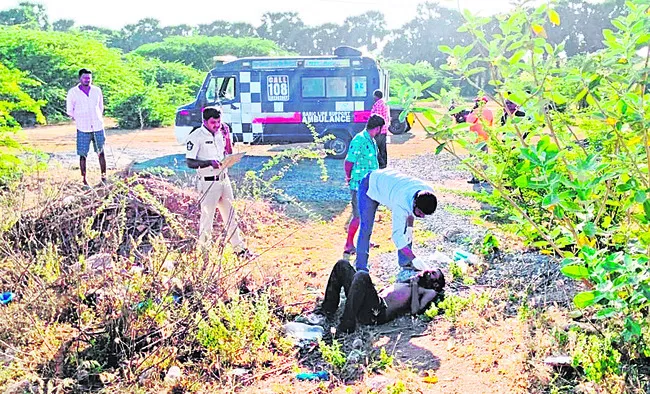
[{"x1": 197, "y1": 176, "x2": 244, "y2": 250}]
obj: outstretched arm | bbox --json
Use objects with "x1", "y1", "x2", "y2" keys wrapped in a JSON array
[
  {"x1": 417, "y1": 289, "x2": 438, "y2": 314},
  {"x1": 410, "y1": 276, "x2": 438, "y2": 315}
]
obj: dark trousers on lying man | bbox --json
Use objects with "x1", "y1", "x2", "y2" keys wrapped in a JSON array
[{"x1": 320, "y1": 260, "x2": 387, "y2": 333}]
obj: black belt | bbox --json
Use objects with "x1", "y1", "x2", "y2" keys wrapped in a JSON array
[{"x1": 204, "y1": 174, "x2": 226, "y2": 181}]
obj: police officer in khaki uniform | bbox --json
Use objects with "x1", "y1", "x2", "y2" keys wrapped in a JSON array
[{"x1": 186, "y1": 107, "x2": 249, "y2": 256}]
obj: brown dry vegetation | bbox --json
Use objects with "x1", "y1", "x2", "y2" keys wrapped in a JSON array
[{"x1": 0, "y1": 122, "x2": 600, "y2": 393}]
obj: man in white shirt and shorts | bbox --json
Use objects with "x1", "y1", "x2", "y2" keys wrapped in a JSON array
[{"x1": 66, "y1": 68, "x2": 106, "y2": 185}]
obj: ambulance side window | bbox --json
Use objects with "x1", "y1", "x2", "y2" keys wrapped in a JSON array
[
  {"x1": 352, "y1": 76, "x2": 367, "y2": 97},
  {"x1": 302, "y1": 77, "x2": 325, "y2": 98},
  {"x1": 326, "y1": 77, "x2": 347, "y2": 98}
]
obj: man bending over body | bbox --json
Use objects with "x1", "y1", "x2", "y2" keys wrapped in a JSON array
[{"x1": 316, "y1": 260, "x2": 445, "y2": 333}]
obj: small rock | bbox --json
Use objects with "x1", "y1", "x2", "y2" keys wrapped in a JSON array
[
  {"x1": 165, "y1": 365, "x2": 182, "y2": 382},
  {"x1": 138, "y1": 368, "x2": 156, "y2": 385},
  {"x1": 62, "y1": 196, "x2": 76, "y2": 206},
  {"x1": 4, "y1": 379, "x2": 31, "y2": 394},
  {"x1": 229, "y1": 368, "x2": 249, "y2": 377},
  {"x1": 443, "y1": 227, "x2": 467, "y2": 243},
  {"x1": 161, "y1": 260, "x2": 176, "y2": 271},
  {"x1": 352, "y1": 338, "x2": 364, "y2": 349},
  {"x1": 544, "y1": 355, "x2": 573, "y2": 367},
  {"x1": 86, "y1": 253, "x2": 113, "y2": 273},
  {"x1": 348, "y1": 349, "x2": 364, "y2": 364},
  {"x1": 367, "y1": 375, "x2": 391, "y2": 391},
  {"x1": 564, "y1": 322, "x2": 598, "y2": 334}
]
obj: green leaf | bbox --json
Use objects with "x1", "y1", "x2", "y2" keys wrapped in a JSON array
[
  {"x1": 596, "y1": 308, "x2": 617, "y2": 319},
  {"x1": 575, "y1": 88, "x2": 588, "y2": 102},
  {"x1": 634, "y1": 190, "x2": 646, "y2": 203},
  {"x1": 624, "y1": 318, "x2": 642, "y2": 339},
  {"x1": 542, "y1": 193, "x2": 560, "y2": 208},
  {"x1": 561, "y1": 265, "x2": 590, "y2": 279},
  {"x1": 644, "y1": 200, "x2": 650, "y2": 221},
  {"x1": 509, "y1": 50, "x2": 526, "y2": 64},
  {"x1": 583, "y1": 222, "x2": 597, "y2": 237},
  {"x1": 586, "y1": 94, "x2": 597, "y2": 107},
  {"x1": 573, "y1": 291, "x2": 597, "y2": 308},
  {"x1": 514, "y1": 174, "x2": 528, "y2": 188},
  {"x1": 434, "y1": 142, "x2": 447, "y2": 155}
]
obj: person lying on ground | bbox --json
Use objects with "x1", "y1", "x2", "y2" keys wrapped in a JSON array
[
  {"x1": 355, "y1": 168, "x2": 438, "y2": 282},
  {"x1": 314, "y1": 260, "x2": 445, "y2": 334}
]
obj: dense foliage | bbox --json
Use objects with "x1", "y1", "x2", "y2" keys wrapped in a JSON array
[
  {"x1": 133, "y1": 36, "x2": 287, "y2": 70},
  {"x1": 0, "y1": 62, "x2": 46, "y2": 184},
  {"x1": 402, "y1": 1, "x2": 650, "y2": 391}
]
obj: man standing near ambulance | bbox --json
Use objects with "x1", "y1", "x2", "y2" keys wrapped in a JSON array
[
  {"x1": 66, "y1": 68, "x2": 107, "y2": 185},
  {"x1": 370, "y1": 89, "x2": 390, "y2": 169},
  {"x1": 186, "y1": 107, "x2": 251, "y2": 258}
]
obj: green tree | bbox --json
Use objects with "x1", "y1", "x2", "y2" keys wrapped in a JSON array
[
  {"x1": 0, "y1": 26, "x2": 141, "y2": 121},
  {"x1": 339, "y1": 11, "x2": 388, "y2": 52},
  {"x1": 52, "y1": 18, "x2": 74, "y2": 32},
  {"x1": 197, "y1": 20, "x2": 256, "y2": 37},
  {"x1": 0, "y1": 62, "x2": 46, "y2": 184},
  {"x1": 0, "y1": 1, "x2": 49, "y2": 30},
  {"x1": 257, "y1": 12, "x2": 306, "y2": 53},
  {"x1": 402, "y1": 2, "x2": 650, "y2": 387},
  {"x1": 133, "y1": 35, "x2": 287, "y2": 70}
]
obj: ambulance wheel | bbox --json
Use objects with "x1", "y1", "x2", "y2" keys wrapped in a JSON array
[
  {"x1": 325, "y1": 131, "x2": 350, "y2": 159},
  {"x1": 389, "y1": 118, "x2": 408, "y2": 135}
]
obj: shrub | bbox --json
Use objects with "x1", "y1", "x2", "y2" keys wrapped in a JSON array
[
  {"x1": 0, "y1": 62, "x2": 46, "y2": 184},
  {"x1": 133, "y1": 35, "x2": 288, "y2": 70},
  {"x1": 195, "y1": 293, "x2": 288, "y2": 368},
  {"x1": 400, "y1": 0, "x2": 650, "y2": 387},
  {"x1": 0, "y1": 26, "x2": 142, "y2": 122},
  {"x1": 384, "y1": 60, "x2": 451, "y2": 99}
]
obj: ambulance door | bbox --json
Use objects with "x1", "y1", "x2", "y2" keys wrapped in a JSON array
[{"x1": 204, "y1": 74, "x2": 243, "y2": 142}]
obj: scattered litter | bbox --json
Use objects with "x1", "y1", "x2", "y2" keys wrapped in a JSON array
[
  {"x1": 0, "y1": 292, "x2": 14, "y2": 305},
  {"x1": 544, "y1": 355, "x2": 573, "y2": 367},
  {"x1": 295, "y1": 371, "x2": 329, "y2": 381},
  {"x1": 430, "y1": 251, "x2": 453, "y2": 264},
  {"x1": 422, "y1": 370, "x2": 438, "y2": 384},
  {"x1": 453, "y1": 249, "x2": 479, "y2": 264},
  {"x1": 283, "y1": 322, "x2": 324, "y2": 345},
  {"x1": 295, "y1": 313, "x2": 326, "y2": 326}
]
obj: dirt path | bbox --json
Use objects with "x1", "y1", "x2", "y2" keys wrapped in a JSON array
[{"x1": 22, "y1": 120, "x2": 559, "y2": 393}]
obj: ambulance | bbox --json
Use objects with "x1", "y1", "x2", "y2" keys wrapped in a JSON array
[{"x1": 174, "y1": 46, "x2": 412, "y2": 158}]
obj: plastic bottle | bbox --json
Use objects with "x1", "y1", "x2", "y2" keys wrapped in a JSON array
[
  {"x1": 283, "y1": 322, "x2": 324, "y2": 342},
  {"x1": 453, "y1": 249, "x2": 478, "y2": 264},
  {"x1": 296, "y1": 370, "x2": 330, "y2": 381}
]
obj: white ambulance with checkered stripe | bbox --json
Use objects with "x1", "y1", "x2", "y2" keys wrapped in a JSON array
[{"x1": 175, "y1": 46, "x2": 412, "y2": 159}]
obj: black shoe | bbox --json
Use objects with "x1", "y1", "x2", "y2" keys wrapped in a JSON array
[
  {"x1": 336, "y1": 322, "x2": 356, "y2": 334},
  {"x1": 467, "y1": 177, "x2": 480, "y2": 184}
]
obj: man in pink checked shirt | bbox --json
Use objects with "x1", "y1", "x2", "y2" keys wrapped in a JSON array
[
  {"x1": 370, "y1": 89, "x2": 390, "y2": 169},
  {"x1": 66, "y1": 68, "x2": 106, "y2": 186}
]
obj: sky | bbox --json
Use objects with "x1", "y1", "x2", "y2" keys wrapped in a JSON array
[{"x1": 1, "y1": 0, "x2": 519, "y2": 30}]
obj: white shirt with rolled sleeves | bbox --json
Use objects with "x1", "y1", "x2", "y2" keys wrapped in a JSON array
[
  {"x1": 366, "y1": 169, "x2": 434, "y2": 250},
  {"x1": 185, "y1": 125, "x2": 227, "y2": 178},
  {"x1": 66, "y1": 85, "x2": 104, "y2": 132}
]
